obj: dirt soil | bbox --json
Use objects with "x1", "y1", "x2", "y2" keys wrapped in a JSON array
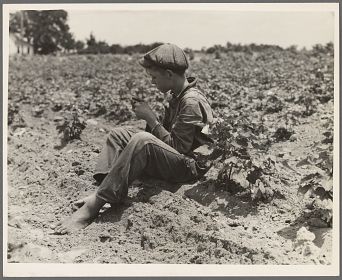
[
  {"x1": 6, "y1": 52, "x2": 334, "y2": 265},
  {"x1": 7, "y1": 103, "x2": 332, "y2": 265}
]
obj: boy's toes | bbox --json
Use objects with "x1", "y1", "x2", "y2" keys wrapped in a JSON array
[
  {"x1": 53, "y1": 227, "x2": 61, "y2": 233},
  {"x1": 54, "y1": 225, "x2": 62, "y2": 232},
  {"x1": 50, "y1": 221, "x2": 62, "y2": 230},
  {"x1": 53, "y1": 223, "x2": 66, "y2": 233},
  {"x1": 54, "y1": 226, "x2": 65, "y2": 235},
  {"x1": 56, "y1": 225, "x2": 69, "y2": 235},
  {"x1": 60, "y1": 228, "x2": 69, "y2": 235}
]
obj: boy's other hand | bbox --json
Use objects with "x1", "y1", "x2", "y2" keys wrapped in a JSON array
[{"x1": 133, "y1": 102, "x2": 157, "y2": 124}]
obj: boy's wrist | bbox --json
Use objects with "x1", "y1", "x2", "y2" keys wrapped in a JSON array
[
  {"x1": 148, "y1": 118, "x2": 158, "y2": 127},
  {"x1": 146, "y1": 117, "x2": 158, "y2": 127},
  {"x1": 150, "y1": 120, "x2": 161, "y2": 134}
]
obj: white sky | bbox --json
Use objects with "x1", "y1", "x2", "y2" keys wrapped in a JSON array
[{"x1": 66, "y1": 9, "x2": 335, "y2": 50}]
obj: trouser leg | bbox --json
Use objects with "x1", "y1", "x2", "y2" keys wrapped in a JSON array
[
  {"x1": 96, "y1": 132, "x2": 198, "y2": 203},
  {"x1": 93, "y1": 127, "x2": 138, "y2": 182}
]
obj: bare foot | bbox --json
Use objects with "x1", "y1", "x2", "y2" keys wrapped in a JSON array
[
  {"x1": 51, "y1": 192, "x2": 106, "y2": 234},
  {"x1": 73, "y1": 194, "x2": 94, "y2": 209}
]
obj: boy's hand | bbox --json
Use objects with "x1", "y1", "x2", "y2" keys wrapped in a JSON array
[
  {"x1": 133, "y1": 102, "x2": 157, "y2": 124},
  {"x1": 132, "y1": 97, "x2": 144, "y2": 103}
]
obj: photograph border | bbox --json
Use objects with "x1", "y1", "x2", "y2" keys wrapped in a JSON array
[{"x1": 2, "y1": 0, "x2": 340, "y2": 278}]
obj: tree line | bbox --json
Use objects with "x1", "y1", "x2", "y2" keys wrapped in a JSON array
[
  {"x1": 9, "y1": 10, "x2": 167, "y2": 55},
  {"x1": 10, "y1": 10, "x2": 333, "y2": 56}
]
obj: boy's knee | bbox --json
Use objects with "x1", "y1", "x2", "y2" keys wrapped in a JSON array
[
  {"x1": 130, "y1": 132, "x2": 155, "y2": 146},
  {"x1": 107, "y1": 127, "x2": 130, "y2": 143},
  {"x1": 132, "y1": 131, "x2": 154, "y2": 141}
]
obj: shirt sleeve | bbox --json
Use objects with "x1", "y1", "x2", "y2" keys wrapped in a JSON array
[{"x1": 151, "y1": 98, "x2": 205, "y2": 154}]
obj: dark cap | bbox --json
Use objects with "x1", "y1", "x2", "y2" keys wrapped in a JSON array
[{"x1": 139, "y1": 43, "x2": 189, "y2": 72}]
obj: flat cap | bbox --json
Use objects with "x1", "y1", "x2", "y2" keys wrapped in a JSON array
[{"x1": 139, "y1": 43, "x2": 189, "y2": 72}]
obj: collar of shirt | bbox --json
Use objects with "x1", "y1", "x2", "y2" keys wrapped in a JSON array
[{"x1": 169, "y1": 77, "x2": 197, "y2": 107}]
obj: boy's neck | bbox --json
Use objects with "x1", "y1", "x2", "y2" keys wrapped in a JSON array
[{"x1": 171, "y1": 76, "x2": 189, "y2": 96}]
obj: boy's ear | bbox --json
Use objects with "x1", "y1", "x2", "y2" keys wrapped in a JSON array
[{"x1": 165, "y1": 69, "x2": 174, "y2": 78}]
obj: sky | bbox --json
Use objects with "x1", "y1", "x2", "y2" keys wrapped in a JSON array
[{"x1": 65, "y1": 7, "x2": 335, "y2": 50}]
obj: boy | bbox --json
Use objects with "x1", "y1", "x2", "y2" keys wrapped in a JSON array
[{"x1": 52, "y1": 43, "x2": 213, "y2": 234}]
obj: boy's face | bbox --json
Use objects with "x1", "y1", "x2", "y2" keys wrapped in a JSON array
[{"x1": 145, "y1": 67, "x2": 172, "y2": 93}]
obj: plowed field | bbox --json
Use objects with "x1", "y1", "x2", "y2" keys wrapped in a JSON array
[{"x1": 6, "y1": 48, "x2": 334, "y2": 266}]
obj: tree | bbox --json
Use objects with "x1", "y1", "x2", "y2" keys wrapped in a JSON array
[
  {"x1": 86, "y1": 33, "x2": 97, "y2": 48},
  {"x1": 184, "y1": 48, "x2": 194, "y2": 60},
  {"x1": 60, "y1": 32, "x2": 75, "y2": 52},
  {"x1": 325, "y1": 42, "x2": 333, "y2": 53},
  {"x1": 81, "y1": 33, "x2": 111, "y2": 54},
  {"x1": 9, "y1": 11, "x2": 33, "y2": 43},
  {"x1": 110, "y1": 44, "x2": 124, "y2": 54},
  {"x1": 226, "y1": 41, "x2": 234, "y2": 51},
  {"x1": 9, "y1": 10, "x2": 74, "y2": 54},
  {"x1": 74, "y1": 40, "x2": 85, "y2": 52},
  {"x1": 97, "y1": 41, "x2": 110, "y2": 54},
  {"x1": 287, "y1": 45, "x2": 298, "y2": 53}
]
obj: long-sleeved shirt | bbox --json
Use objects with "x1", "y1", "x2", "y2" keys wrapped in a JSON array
[{"x1": 147, "y1": 77, "x2": 213, "y2": 155}]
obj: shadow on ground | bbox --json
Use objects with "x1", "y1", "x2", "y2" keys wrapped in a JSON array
[
  {"x1": 277, "y1": 211, "x2": 331, "y2": 248},
  {"x1": 183, "y1": 179, "x2": 260, "y2": 218},
  {"x1": 95, "y1": 179, "x2": 181, "y2": 223}
]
